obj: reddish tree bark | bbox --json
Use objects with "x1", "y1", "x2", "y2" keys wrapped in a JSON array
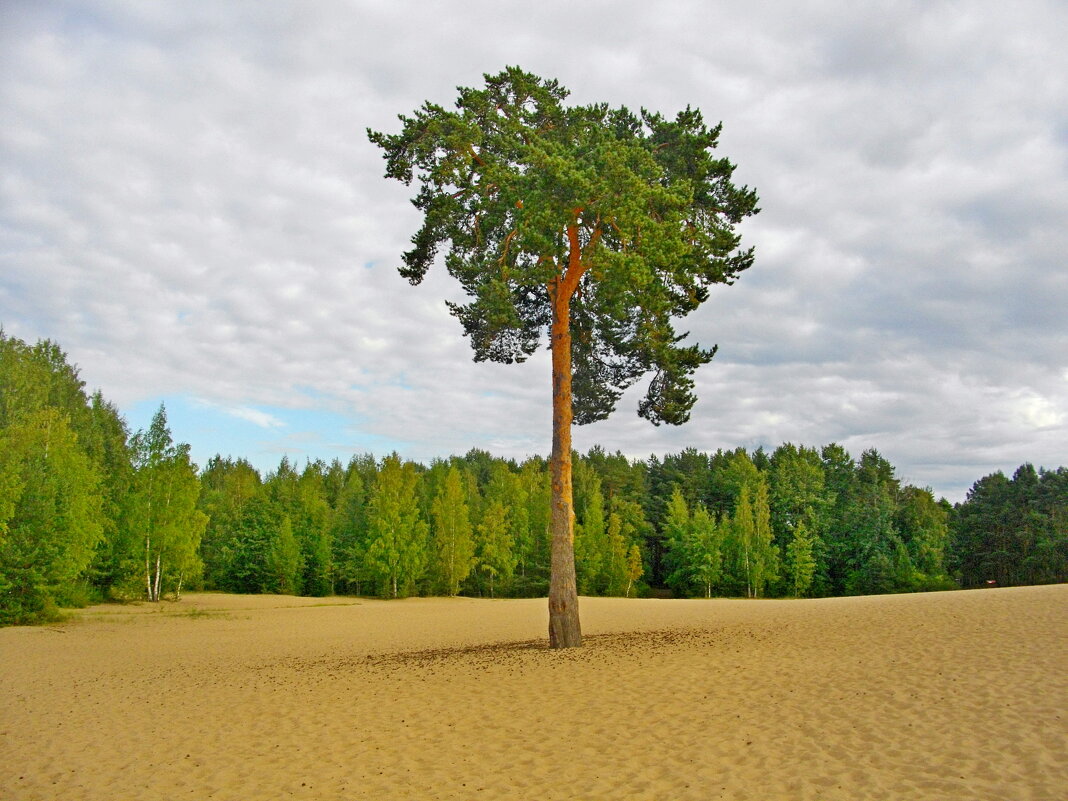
[{"x1": 547, "y1": 224, "x2": 586, "y2": 648}]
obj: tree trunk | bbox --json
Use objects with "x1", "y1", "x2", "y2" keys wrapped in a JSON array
[
  {"x1": 547, "y1": 248, "x2": 583, "y2": 649},
  {"x1": 153, "y1": 553, "x2": 162, "y2": 602},
  {"x1": 145, "y1": 536, "x2": 153, "y2": 601}
]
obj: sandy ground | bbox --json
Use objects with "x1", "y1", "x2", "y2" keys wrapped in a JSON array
[{"x1": 1, "y1": 585, "x2": 1066, "y2": 800}]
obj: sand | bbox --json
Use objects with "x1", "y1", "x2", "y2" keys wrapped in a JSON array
[{"x1": 1, "y1": 585, "x2": 1066, "y2": 800}]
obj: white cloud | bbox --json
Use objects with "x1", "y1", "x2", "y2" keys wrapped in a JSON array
[
  {"x1": 2, "y1": 0, "x2": 1066, "y2": 501},
  {"x1": 211, "y1": 402, "x2": 286, "y2": 431}
]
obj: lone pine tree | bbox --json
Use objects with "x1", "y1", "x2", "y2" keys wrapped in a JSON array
[{"x1": 369, "y1": 67, "x2": 758, "y2": 647}]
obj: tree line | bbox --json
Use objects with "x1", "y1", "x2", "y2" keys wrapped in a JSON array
[{"x1": 2, "y1": 331, "x2": 1066, "y2": 624}]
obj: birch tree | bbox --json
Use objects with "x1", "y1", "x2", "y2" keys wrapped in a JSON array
[
  {"x1": 365, "y1": 455, "x2": 428, "y2": 598},
  {"x1": 0, "y1": 409, "x2": 104, "y2": 623},
  {"x1": 129, "y1": 405, "x2": 206, "y2": 601},
  {"x1": 430, "y1": 466, "x2": 476, "y2": 595}
]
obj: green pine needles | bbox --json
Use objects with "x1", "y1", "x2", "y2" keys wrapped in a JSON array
[{"x1": 369, "y1": 66, "x2": 760, "y2": 425}]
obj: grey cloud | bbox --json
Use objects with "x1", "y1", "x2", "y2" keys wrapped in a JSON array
[{"x1": 2, "y1": 0, "x2": 1065, "y2": 501}]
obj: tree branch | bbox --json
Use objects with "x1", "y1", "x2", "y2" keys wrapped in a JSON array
[
  {"x1": 467, "y1": 144, "x2": 486, "y2": 167},
  {"x1": 497, "y1": 228, "x2": 518, "y2": 266}
]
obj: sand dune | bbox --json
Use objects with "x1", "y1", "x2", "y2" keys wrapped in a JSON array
[{"x1": 1, "y1": 585, "x2": 1065, "y2": 800}]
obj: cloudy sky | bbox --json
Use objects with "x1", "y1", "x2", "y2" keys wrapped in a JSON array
[{"x1": 2, "y1": 0, "x2": 1065, "y2": 501}]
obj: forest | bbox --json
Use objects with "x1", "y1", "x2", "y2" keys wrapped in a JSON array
[{"x1": 2, "y1": 331, "x2": 1066, "y2": 625}]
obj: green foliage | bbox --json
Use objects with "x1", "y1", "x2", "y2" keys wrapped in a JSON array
[
  {"x1": 267, "y1": 516, "x2": 302, "y2": 595},
  {"x1": 574, "y1": 472, "x2": 607, "y2": 594},
  {"x1": 224, "y1": 495, "x2": 280, "y2": 594},
  {"x1": 369, "y1": 66, "x2": 759, "y2": 426},
  {"x1": 295, "y1": 463, "x2": 333, "y2": 596},
  {"x1": 512, "y1": 457, "x2": 551, "y2": 594},
  {"x1": 3, "y1": 325, "x2": 1063, "y2": 615},
  {"x1": 365, "y1": 455, "x2": 428, "y2": 597},
  {"x1": 624, "y1": 542, "x2": 644, "y2": 598},
  {"x1": 951, "y1": 464, "x2": 1068, "y2": 588},
  {"x1": 662, "y1": 487, "x2": 693, "y2": 594},
  {"x1": 599, "y1": 497, "x2": 648, "y2": 597},
  {"x1": 474, "y1": 499, "x2": 516, "y2": 597},
  {"x1": 785, "y1": 521, "x2": 817, "y2": 598},
  {"x1": 688, "y1": 506, "x2": 724, "y2": 598},
  {"x1": 0, "y1": 409, "x2": 104, "y2": 624},
  {"x1": 430, "y1": 466, "x2": 476, "y2": 595},
  {"x1": 331, "y1": 466, "x2": 369, "y2": 595},
  {"x1": 198, "y1": 456, "x2": 262, "y2": 590},
  {"x1": 128, "y1": 405, "x2": 207, "y2": 601}
]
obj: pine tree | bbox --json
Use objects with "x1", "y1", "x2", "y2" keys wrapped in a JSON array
[{"x1": 371, "y1": 68, "x2": 759, "y2": 646}]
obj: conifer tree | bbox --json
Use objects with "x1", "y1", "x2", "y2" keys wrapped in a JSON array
[
  {"x1": 370, "y1": 67, "x2": 759, "y2": 646},
  {"x1": 331, "y1": 469, "x2": 369, "y2": 595}
]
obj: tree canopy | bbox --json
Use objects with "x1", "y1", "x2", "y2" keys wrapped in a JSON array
[{"x1": 369, "y1": 66, "x2": 759, "y2": 424}]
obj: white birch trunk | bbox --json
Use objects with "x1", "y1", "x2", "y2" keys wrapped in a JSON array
[
  {"x1": 145, "y1": 536, "x2": 153, "y2": 600},
  {"x1": 153, "y1": 552, "x2": 162, "y2": 602}
]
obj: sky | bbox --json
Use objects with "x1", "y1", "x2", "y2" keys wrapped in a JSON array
[{"x1": 2, "y1": 0, "x2": 1065, "y2": 502}]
